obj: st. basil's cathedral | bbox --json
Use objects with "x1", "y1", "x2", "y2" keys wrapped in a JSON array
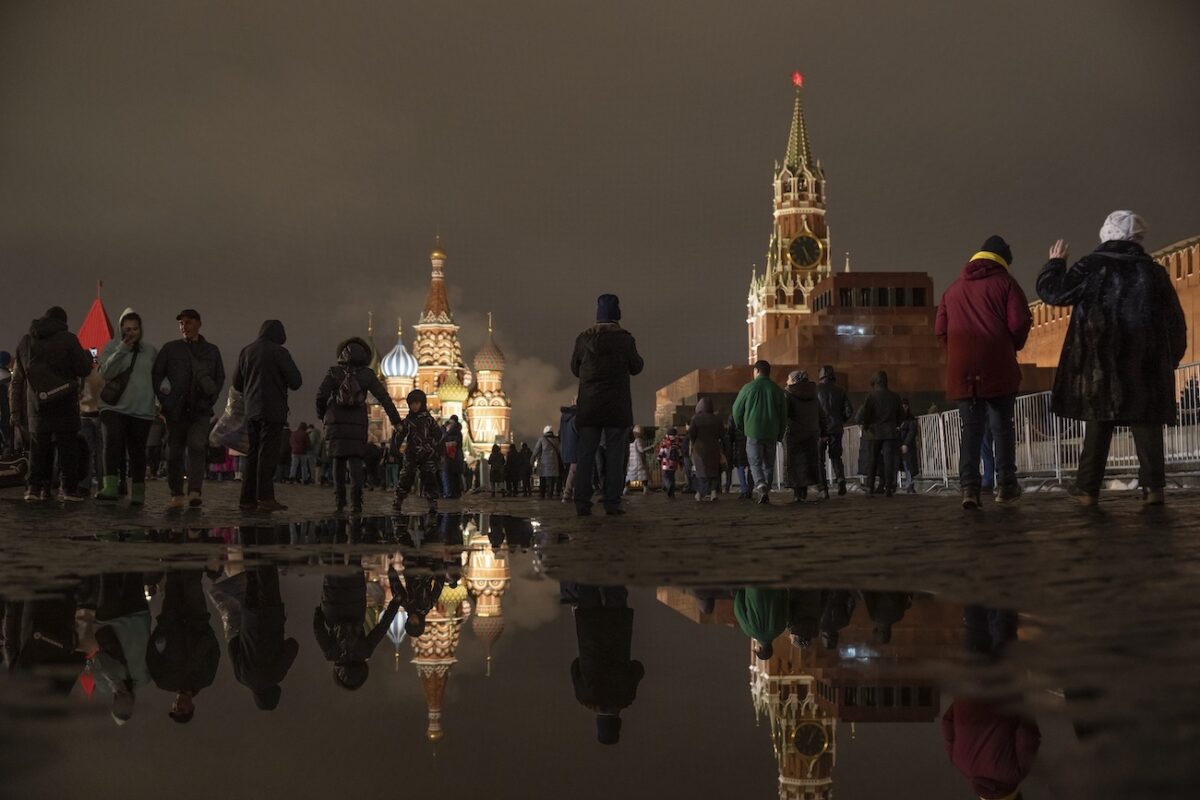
[{"x1": 366, "y1": 237, "x2": 513, "y2": 455}]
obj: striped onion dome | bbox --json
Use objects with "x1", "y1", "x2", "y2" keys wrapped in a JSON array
[
  {"x1": 437, "y1": 372, "x2": 469, "y2": 404},
  {"x1": 381, "y1": 323, "x2": 419, "y2": 379},
  {"x1": 473, "y1": 313, "x2": 506, "y2": 373}
]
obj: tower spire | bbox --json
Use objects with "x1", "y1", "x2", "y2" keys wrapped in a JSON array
[
  {"x1": 784, "y1": 71, "x2": 813, "y2": 171},
  {"x1": 487, "y1": 311, "x2": 493, "y2": 334}
]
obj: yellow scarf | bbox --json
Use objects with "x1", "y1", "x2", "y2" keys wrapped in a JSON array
[{"x1": 971, "y1": 251, "x2": 1010, "y2": 269}]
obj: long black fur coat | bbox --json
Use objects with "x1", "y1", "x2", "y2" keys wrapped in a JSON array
[{"x1": 1036, "y1": 240, "x2": 1187, "y2": 424}]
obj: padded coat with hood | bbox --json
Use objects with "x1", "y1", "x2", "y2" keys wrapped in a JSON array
[
  {"x1": 935, "y1": 256, "x2": 1033, "y2": 401},
  {"x1": 10, "y1": 314, "x2": 93, "y2": 433},
  {"x1": 571, "y1": 323, "x2": 644, "y2": 428},
  {"x1": 314, "y1": 337, "x2": 400, "y2": 458},
  {"x1": 232, "y1": 320, "x2": 303, "y2": 424},
  {"x1": 687, "y1": 397, "x2": 725, "y2": 479},
  {"x1": 1036, "y1": 240, "x2": 1187, "y2": 424},
  {"x1": 785, "y1": 378, "x2": 827, "y2": 443}
]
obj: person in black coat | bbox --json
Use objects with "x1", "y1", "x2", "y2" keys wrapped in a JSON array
[
  {"x1": 570, "y1": 294, "x2": 644, "y2": 517},
  {"x1": 146, "y1": 570, "x2": 220, "y2": 723},
  {"x1": 855, "y1": 371, "x2": 902, "y2": 496},
  {"x1": 784, "y1": 370, "x2": 828, "y2": 501},
  {"x1": 315, "y1": 337, "x2": 401, "y2": 514},
  {"x1": 561, "y1": 582, "x2": 644, "y2": 745},
  {"x1": 391, "y1": 389, "x2": 445, "y2": 514},
  {"x1": 816, "y1": 365, "x2": 854, "y2": 497},
  {"x1": 313, "y1": 567, "x2": 402, "y2": 691},
  {"x1": 486, "y1": 443, "x2": 506, "y2": 496},
  {"x1": 233, "y1": 320, "x2": 303, "y2": 512},
  {"x1": 1037, "y1": 212, "x2": 1188, "y2": 506},
  {"x1": 8, "y1": 307, "x2": 94, "y2": 501},
  {"x1": 228, "y1": 563, "x2": 299, "y2": 711},
  {"x1": 152, "y1": 309, "x2": 225, "y2": 508},
  {"x1": 898, "y1": 400, "x2": 922, "y2": 495},
  {"x1": 3, "y1": 586, "x2": 86, "y2": 692},
  {"x1": 726, "y1": 423, "x2": 750, "y2": 499}
]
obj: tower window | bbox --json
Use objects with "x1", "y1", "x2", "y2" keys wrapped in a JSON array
[
  {"x1": 893, "y1": 288, "x2": 907, "y2": 307},
  {"x1": 912, "y1": 287, "x2": 927, "y2": 307},
  {"x1": 839, "y1": 288, "x2": 853, "y2": 307},
  {"x1": 876, "y1": 287, "x2": 890, "y2": 307},
  {"x1": 858, "y1": 288, "x2": 872, "y2": 307}
]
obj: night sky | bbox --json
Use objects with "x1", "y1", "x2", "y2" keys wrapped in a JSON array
[{"x1": 2, "y1": 0, "x2": 1198, "y2": 435}]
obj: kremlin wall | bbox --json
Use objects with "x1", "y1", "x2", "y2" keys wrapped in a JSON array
[{"x1": 654, "y1": 77, "x2": 1195, "y2": 430}]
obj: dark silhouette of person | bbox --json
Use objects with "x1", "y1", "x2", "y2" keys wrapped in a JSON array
[
  {"x1": 146, "y1": 570, "x2": 220, "y2": 723},
  {"x1": 861, "y1": 590, "x2": 913, "y2": 645},
  {"x1": 786, "y1": 589, "x2": 826, "y2": 648},
  {"x1": 394, "y1": 557, "x2": 445, "y2": 639},
  {"x1": 818, "y1": 589, "x2": 857, "y2": 649},
  {"x1": 313, "y1": 566, "x2": 402, "y2": 691},
  {"x1": 229, "y1": 564, "x2": 298, "y2": 711},
  {"x1": 561, "y1": 583, "x2": 644, "y2": 745},
  {"x1": 2, "y1": 585, "x2": 86, "y2": 695}
]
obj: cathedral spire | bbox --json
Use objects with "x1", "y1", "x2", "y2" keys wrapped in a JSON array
[{"x1": 784, "y1": 72, "x2": 813, "y2": 172}]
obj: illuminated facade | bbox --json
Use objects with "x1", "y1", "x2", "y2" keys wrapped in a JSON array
[
  {"x1": 463, "y1": 313, "x2": 512, "y2": 455},
  {"x1": 411, "y1": 582, "x2": 471, "y2": 743},
  {"x1": 464, "y1": 523, "x2": 510, "y2": 676}
]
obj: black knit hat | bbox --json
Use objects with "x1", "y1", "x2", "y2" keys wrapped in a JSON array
[
  {"x1": 596, "y1": 714, "x2": 622, "y2": 745},
  {"x1": 596, "y1": 293, "x2": 621, "y2": 323},
  {"x1": 45, "y1": 306, "x2": 67, "y2": 324},
  {"x1": 980, "y1": 235, "x2": 1013, "y2": 267}
]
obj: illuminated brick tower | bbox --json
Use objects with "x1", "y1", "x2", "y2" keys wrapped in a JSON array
[
  {"x1": 413, "y1": 236, "x2": 466, "y2": 412},
  {"x1": 465, "y1": 313, "x2": 512, "y2": 455},
  {"x1": 748, "y1": 72, "x2": 832, "y2": 364}
]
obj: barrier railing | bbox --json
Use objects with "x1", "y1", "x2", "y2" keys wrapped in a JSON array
[{"x1": 837, "y1": 361, "x2": 1200, "y2": 489}]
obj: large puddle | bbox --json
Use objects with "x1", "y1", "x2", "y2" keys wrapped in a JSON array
[{"x1": 0, "y1": 514, "x2": 1191, "y2": 798}]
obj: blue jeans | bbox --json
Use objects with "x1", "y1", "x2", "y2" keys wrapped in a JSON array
[
  {"x1": 661, "y1": 468, "x2": 676, "y2": 497},
  {"x1": 745, "y1": 438, "x2": 776, "y2": 489},
  {"x1": 289, "y1": 454, "x2": 311, "y2": 483},
  {"x1": 980, "y1": 428, "x2": 995, "y2": 489},
  {"x1": 735, "y1": 465, "x2": 751, "y2": 497},
  {"x1": 958, "y1": 396, "x2": 1016, "y2": 490},
  {"x1": 574, "y1": 426, "x2": 629, "y2": 514}
]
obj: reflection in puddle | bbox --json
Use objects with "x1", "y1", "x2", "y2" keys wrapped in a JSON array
[{"x1": 0, "y1": 514, "x2": 1182, "y2": 797}]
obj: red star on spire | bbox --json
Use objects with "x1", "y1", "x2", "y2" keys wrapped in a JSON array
[{"x1": 791, "y1": 71, "x2": 804, "y2": 88}]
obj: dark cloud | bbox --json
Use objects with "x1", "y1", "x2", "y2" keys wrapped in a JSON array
[{"x1": 2, "y1": 0, "x2": 1198, "y2": 431}]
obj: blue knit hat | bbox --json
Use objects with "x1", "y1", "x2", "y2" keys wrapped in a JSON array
[
  {"x1": 0, "y1": 351, "x2": 11, "y2": 368},
  {"x1": 596, "y1": 294, "x2": 621, "y2": 323}
]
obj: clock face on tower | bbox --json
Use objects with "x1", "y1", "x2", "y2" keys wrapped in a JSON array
[
  {"x1": 788, "y1": 234, "x2": 823, "y2": 270},
  {"x1": 794, "y1": 721, "x2": 830, "y2": 757}
]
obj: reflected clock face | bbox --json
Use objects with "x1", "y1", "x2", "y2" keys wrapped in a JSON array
[
  {"x1": 794, "y1": 721, "x2": 830, "y2": 757},
  {"x1": 789, "y1": 234, "x2": 823, "y2": 269}
]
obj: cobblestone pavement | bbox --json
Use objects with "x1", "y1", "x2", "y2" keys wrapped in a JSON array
[{"x1": 1, "y1": 479, "x2": 1198, "y2": 795}]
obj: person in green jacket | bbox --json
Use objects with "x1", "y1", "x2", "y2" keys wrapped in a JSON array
[
  {"x1": 731, "y1": 360, "x2": 788, "y2": 504},
  {"x1": 734, "y1": 587, "x2": 790, "y2": 660},
  {"x1": 97, "y1": 309, "x2": 159, "y2": 505}
]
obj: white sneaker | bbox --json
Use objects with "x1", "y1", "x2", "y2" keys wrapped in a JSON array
[{"x1": 695, "y1": 492, "x2": 703, "y2": 502}]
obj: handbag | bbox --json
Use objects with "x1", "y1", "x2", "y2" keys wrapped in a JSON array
[{"x1": 100, "y1": 346, "x2": 139, "y2": 405}]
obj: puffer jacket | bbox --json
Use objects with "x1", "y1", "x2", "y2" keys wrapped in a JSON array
[
  {"x1": 232, "y1": 320, "x2": 302, "y2": 424},
  {"x1": 153, "y1": 336, "x2": 225, "y2": 423},
  {"x1": 571, "y1": 323, "x2": 644, "y2": 428},
  {"x1": 532, "y1": 433, "x2": 562, "y2": 477},
  {"x1": 312, "y1": 572, "x2": 399, "y2": 665},
  {"x1": 856, "y1": 371, "x2": 902, "y2": 440},
  {"x1": 10, "y1": 314, "x2": 93, "y2": 433},
  {"x1": 784, "y1": 378, "x2": 828, "y2": 443},
  {"x1": 687, "y1": 398, "x2": 725, "y2": 479},
  {"x1": 394, "y1": 410, "x2": 445, "y2": 463},
  {"x1": 315, "y1": 338, "x2": 400, "y2": 459}
]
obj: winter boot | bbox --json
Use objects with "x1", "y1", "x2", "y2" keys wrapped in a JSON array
[
  {"x1": 335, "y1": 487, "x2": 347, "y2": 513},
  {"x1": 1066, "y1": 483, "x2": 1098, "y2": 507},
  {"x1": 1141, "y1": 487, "x2": 1165, "y2": 507},
  {"x1": 95, "y1": 475, "x2": 120, "y2": 502},
  {"x1": 961, "y1": 488, "x2": 981, "y2": 510},
  {"x1": 995, "y1": 483, "x2": 1023, "y2": 505},
  {"x1": 837, "y1": 480, "x2": 847, "y2": 496},
  {"x1": 351, "y1": 487, "x2": 364, "y2": 515},
  {"x1": 129, "y1": 483, "x2": 146, "y2": 506},
  {"x1": 392, "y1": 492, "x2": 407, "y2": 513}
]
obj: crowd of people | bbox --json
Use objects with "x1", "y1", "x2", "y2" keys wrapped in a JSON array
[{"x1": 1, "y1": 211, "x2": 1188, "y2": 514}]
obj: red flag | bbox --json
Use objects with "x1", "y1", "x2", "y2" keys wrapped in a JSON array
[{"x1": 77, "y1": 295, "x2": 114, "y2": 355}]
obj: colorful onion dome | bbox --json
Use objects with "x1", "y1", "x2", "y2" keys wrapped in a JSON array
[
  {"x1": 473, "y1": 312, "x2": 506, "y2": 373},
  {"x1": 437, "y1": 583, "x2": 469, "y2": 613},
  {"x1": 381, "y1": 318, "x2": 419, "y2": 379},
  {"x1": 437, "y1": 372, "x2": 469, "y2": 404}
]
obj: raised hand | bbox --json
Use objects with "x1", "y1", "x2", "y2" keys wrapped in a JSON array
[{"x1": 1049, "y1": 239, "x2": 1070, "y2": 261}]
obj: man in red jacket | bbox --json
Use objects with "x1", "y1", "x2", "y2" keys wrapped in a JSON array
[
  {"x1": 936, "y1": 236, "x2": 1033, "y2": 509},
  {"x1": 942, "y1": 696, "x2": 1041, "y2": 799}
]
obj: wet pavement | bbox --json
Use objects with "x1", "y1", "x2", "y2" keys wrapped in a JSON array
[{"x1": 1, "y1": 481, "x2": 1198, "y2": 798}]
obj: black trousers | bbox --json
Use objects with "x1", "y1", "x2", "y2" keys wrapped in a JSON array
[
  {"x1": 166, "y1": 416, "x2": 209, "y2": 495},
  {"x1": 867, "y1": 439, "x2": 898, "y2": 492},
  {"x1": 396, "y1": 456, "x2": 439, "y2": 500},
  {"x1": 539, "y1": 475, "x2": 559, "y2": 498},
  {"x1": 28, "y1": 430, "x2": 80, "y2": 492},
  {"x1": 819, "y1": 433, "x2": 846, "y2": 488},
  {"x1": 333, "y1": 455, "x2": 365, "y2": 507},
  {"x1": 100, "y1": 411, "x2": 151, "y2": 483},
  {"x1": 1077, "y1": 421, "x2": 1165, "y2": 493},
  {"x1": 241, "y1": 418, "x2": 284, "y2": 505}
]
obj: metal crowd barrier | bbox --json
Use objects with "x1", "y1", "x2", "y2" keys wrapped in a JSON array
[{"x1": 837, "y1": 361, "x2": 1200, "y2": 489}]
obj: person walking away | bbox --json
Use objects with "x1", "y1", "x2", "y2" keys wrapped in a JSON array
[
  {"x1": 1036, "y1": 212, "x2": 1187, "y2": 506},
  {"x1": 96, "y1": 310, "x2": 158, "y2": 505},
  {"x1": 504, "y1": 443, "x2": 523, "y2": 497},
  {"x1": 391, "y1": 389, "x2": 445, "y2": 513},
  {"x1": 153, "y1": 309, "x2": 225, "y2": 509},
  {"x1": 898, "y1": 399, "x2": 922, "y2": 494},
  {"x1": 731, "y1": 360, "x2": 788, "y2": 505},
  {"x1": 855, "y1": 371, "x2": 903, "y2": 497},
  {"x1": 441, "y1": 416, "x2": 465, "y2": 498},
  {"x1": 232, "y1": 320, "x2": 303, "y2": 513},
  {"x1": 518, "y1": 441, "x2": 534, "y2": 496},
  {"x1": 288, "y1": 422, "x2": 311, "y2": 484},
  {"x1": 313, "y1": 566, "x2": 403, "y2": 691},
  {"x1": 315, "y1": 337, "x2": 401, "y2": 514},
  {"x1": 307, "y1": 422, "x2": 324, "y2": 486},
  {"x1": 571, "y1": 293, "x2": 644, "y2": 517},
  {"x1": 532, "y1": 425, "x2": 563, "y2": 498},
  {"x1": 625, "y1": 427, "x2": 652, "y2": 495},
  {"x1": 784, "y1": 370, "x2": 827, "y2": 501},
  {"x1": 726, "y1": 422, "x2": 751, "y2": 499},
  {"x1": 275, "y1": 422, "x2": 292, "y2": 483},
  {"x1": 9, "y1": 306, "x2": 93, "y2": 502},
  {"x1": 687, "y1": 399, "x2": 724, "y2": 501},
  {"x1": 559, "y1": 400, "x2": 579, "y2": 502},
  {"x1": 935, "y1": 235, "x2": 1033, "y2": 509},
  {"x1": 656, "y1": 427, "x2": 683, "y2": 498},
  {"x1": 487, "y1": 443, "x2": 506, "y2": 497},
  {"x1": 815, "y1": 366, "x2": 854, "y2": 498}
]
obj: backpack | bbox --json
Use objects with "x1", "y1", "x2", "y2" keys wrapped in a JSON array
[{"x1": 335, "y1": 367, "x2": 366, "y2": 408}]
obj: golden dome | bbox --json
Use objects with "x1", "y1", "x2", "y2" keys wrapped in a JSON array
[{"x1": 430, "y1": 233, "x2": 447, "y2": 261}]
